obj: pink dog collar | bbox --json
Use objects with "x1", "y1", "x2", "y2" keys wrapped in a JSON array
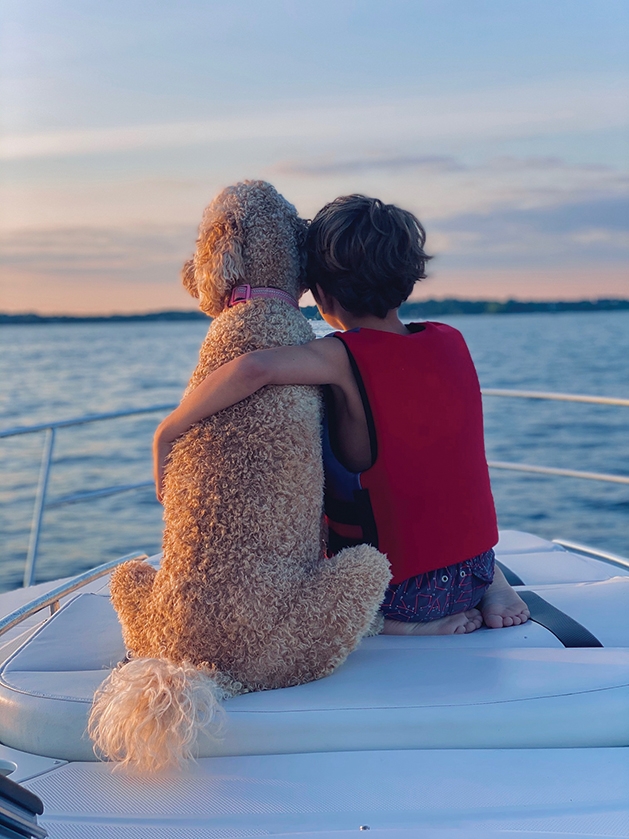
[{"x1": 228, "y1": 284, "x2": 299, "y2": 310}]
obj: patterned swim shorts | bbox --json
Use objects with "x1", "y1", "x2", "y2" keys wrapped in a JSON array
[{"x1": 380, "y1": 549, "x2": 496, "y2": 622}]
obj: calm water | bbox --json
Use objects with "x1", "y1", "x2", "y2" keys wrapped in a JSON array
[{"x1": 1, "y1": 312, "x2": 628, "y2": 592}]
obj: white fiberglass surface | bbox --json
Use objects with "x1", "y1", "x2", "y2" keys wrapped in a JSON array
[
  {"x1": 2, "y1": 530, "x2": 629, "y2": 761},
  {"x1": 3, "y1": 586, "x2": 629, "y2": 760},
  {"x1": 494, "y1": 531, "x2": 629, "y2": 585},
  {"x1": 0, "y1": 570, "x2": 112, "y2": 655},
  {"x1": 23, "y1": 748, "x2": 629, "y2": 838},
  {"x1": 19, "y1": 829, "x2": 629, "y2": 839},
  {"x1": 0, "y1": 743, "x2": 64, "y2": 784},
  {"x1": 498, "y1": 549, "x2": 629, "y2": 584}
]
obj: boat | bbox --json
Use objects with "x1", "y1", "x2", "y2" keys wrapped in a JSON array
[{"x1": 1, "y1": 389, "x2": 628, "y2": 838}]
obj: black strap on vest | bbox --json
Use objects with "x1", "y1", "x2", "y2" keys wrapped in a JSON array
[
  {"x1": 325, "y1": 496, "x2": 362, "y2": 526},
  {"x1": 326, "y1": 489, "x2": 380, "y2": 552},
  {"x1": 324, "y1": 489, "x2": 378, "y2": 554},
  {"x1": 327, "y1": 529, "x2": 364, "y2": 555},
  {"x1": 353, "y1": 489, "x2": 379, "y2": 548}
]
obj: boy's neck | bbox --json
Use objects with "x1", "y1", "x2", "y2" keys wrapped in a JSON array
[
  {"x1": 314, "y1": 285, "x2": 410, "y2": 334},
  {"x1": 330, "y1": 308, "x2": 409, "y2": 335}
]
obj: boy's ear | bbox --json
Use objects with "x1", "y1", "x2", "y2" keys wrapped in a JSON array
[
  {"x1": 314, "y1": 284, "x2": 332, "y2": 313},
  {"x1": 192, "y1": 211, "x2": 246, "y2": 316}
]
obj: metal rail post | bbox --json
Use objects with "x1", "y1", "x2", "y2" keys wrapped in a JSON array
[{"x1": 23, "y1": 427, "x2": 55, "y2": 587}]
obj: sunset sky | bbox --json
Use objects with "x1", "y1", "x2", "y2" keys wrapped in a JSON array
[{"x1": 1, "y1": 0, "x2": 628, "y2": 314}]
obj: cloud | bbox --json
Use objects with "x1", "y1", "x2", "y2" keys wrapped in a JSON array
[
  {"x1": 0, "y1": 119, "x2": 275, "y2": 160},
  {"x1": 1, "y1": 212, "x2": 626, "y2": 315},
  {"x1": 277, "y1": 151, "x2": 620, "y2": 182},
  {"x1": 2, "y1": 76, "x2": 627, "y2": 160},
  {"x1": 277, "y1": 155, "x2": 465, "y2": 176},
  {"x1": 438, "y1": 195, "x2": 629, "y2": 235},
  {"x1": 1, "y1": 145, "x2": 626, "y2": 314},
  {"x1": 0, "y1": 225, "x2": 192, "y2": 279},
  {"x1": 570, "y1": 229, "x2": 629, "y2": 246},
  {"x1": 484, "y1": 156, "x2": 611, "y2": 174},
  {"x1": 2, "y1": 196, "x2": 625, "y2": 293},
  {"x1": 433, "y1": 195, "x2": 629, "y2": 267},
  {"x1": 273, "y1": 151, "x2": 628, "y2": 235}
]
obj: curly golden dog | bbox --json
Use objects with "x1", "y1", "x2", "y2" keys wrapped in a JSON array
[{"x1": 89, "y1": 181, "x2": 390, "y2": 770}]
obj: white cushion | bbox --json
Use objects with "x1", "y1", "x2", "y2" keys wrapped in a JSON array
[
  {"x1": 1, "y1": 589, "x2": 629, "y2": 761},
  {"x1": 496, "y1": 549, "x2": 625, "y2": 584},
  {"x1": 495, "y1": 530, "x2": 556, "y2": 554},
  {"x1": 495, "y1": 531, "x2": 629, "y2": 584}
]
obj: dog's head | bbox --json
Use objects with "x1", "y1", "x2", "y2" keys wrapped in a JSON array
[{"x1": 182, "y1": 181, "x2": 308, "y2": 317}]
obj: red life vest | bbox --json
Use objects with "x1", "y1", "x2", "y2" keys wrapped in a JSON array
[{"x1": 324, "y1": 322, "x2": 498, "y2": 583}]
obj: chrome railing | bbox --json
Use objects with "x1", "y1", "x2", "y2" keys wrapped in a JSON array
[
  {"x1": 552, "y1": 539, "x2": 629, "y2": 572},
  {"x1": 482, "y1": 389, "x2": 629, "y2": 408},
  {"x1": 1, "y1": 390, "x2": 627, "y2": 588},
  {"x1": 482, "y1": 389, "x2": 629, "y2": 487},
  {"x1": 0, "y1": 551, "x2": 148, "y2": 639},
  {"x1": 1, "y1": 405, "x2": 175, "y2": 587}
]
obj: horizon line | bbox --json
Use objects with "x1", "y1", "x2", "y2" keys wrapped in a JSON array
[{"x1": 2, "y1": 297, "x2": 629, "y2": 322}]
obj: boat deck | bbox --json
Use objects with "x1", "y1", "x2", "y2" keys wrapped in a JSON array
[
  {"x1": 0, "y1": 530, "x2": 628, "y2": 838},
  {"x1": 16, "y1": 747, "x2": 629, "y2": 838}
]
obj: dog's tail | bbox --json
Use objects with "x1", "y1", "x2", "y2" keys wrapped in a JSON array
[{"x1": 88, "y1": 658, "x2": 227, "y2": 771}]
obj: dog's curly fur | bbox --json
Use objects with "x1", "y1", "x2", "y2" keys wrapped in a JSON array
[{"x1": 89, "y1": 181, "x2": 390, "y2": 770}]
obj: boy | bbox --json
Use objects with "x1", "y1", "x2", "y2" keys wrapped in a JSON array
[{"x1": 154, "y1": 194, "x2": 529, "y2": 634}]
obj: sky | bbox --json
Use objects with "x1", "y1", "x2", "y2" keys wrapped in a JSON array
[{"x1": 1, "y1": 0, "x2": 628, "y2": 314}]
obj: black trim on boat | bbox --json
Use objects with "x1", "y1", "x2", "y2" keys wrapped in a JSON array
[
  {"x1": 519, "y1": 590, "x2": 604, "y2": 648},
  {"x1": 0, "y1": 774, "x2": 46, "y2": 839},
  {"x1": 0, "y1": 776, "x2": 43, "y2": 817},
  {"x1": 494, "y1": 559, "x2": 603, "y2": 647}
]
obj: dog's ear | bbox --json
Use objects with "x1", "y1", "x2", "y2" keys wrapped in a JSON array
[
  {"x1": 212, "y1": 214, "x2": 246, "y2": 288},
  {"x1": 194, "y1": 212, "x2": 246, "y2": 316},
  {"x1": 181, "y1": 258, "x2": 198, "y2": 299}
]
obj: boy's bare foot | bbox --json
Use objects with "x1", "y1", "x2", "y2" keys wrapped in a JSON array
[
  {"x1": 480, "y1": 565, "x2": 530, "y2": 628},
  {"x1": 383, "y1": 608, "x2": 483, "y2": 636}
]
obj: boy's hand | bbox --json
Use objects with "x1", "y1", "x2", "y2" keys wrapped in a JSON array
[{"x1": 153, "y1": 423, "x2": 174, "y2": 504}]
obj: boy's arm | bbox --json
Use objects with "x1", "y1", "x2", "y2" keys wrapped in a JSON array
[{"x1": 153, "y1": 338, "x2": 343, "y2": 501}]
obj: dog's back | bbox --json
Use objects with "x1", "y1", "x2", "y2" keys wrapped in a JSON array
[{"x1": 157, "y1": 299, "x2": 324, "y2": 677}]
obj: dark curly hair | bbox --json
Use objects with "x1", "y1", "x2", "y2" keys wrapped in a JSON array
[{"x1": 306, "y1": 195, "x2": 431, "y2": 319}]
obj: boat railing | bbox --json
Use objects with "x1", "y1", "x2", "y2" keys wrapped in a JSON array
[
  {"x1": 1, "y1": 390, "x2": 628, "y2": 588},
  {"x1": 551, "y1": 539, "x2": 629, "y2": 573},
  {"x1": 482, "y1": 389, "x2": 629, "y2": 486},
  {"x1": 0, "y1": 405, "x2": 175, "y2": 587},
  {"x1": 0, "y1": 552, "x2": 148, "y2": 639}
]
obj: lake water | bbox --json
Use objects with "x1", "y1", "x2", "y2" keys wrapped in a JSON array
[{"x1": 1, "y1": 312, "x2": 628, "y2": 592}]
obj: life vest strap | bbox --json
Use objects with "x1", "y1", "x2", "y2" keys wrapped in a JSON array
[
  {"x1": 325, "y1": 496, "x2": 362, "y2": 526},
  {"x1": 325, "y1": 489, "x2": 379, "y2": 552}
]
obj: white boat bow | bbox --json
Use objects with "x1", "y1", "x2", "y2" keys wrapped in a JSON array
[{"x1": 0, "y1": 530, "x2": 628, "y2": 838}]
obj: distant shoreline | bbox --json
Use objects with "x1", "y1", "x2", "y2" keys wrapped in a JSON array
[{"x1": 1, "y1": 298, "x2": 628, "y2": 324}]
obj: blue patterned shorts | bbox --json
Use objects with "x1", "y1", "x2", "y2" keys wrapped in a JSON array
[{"x1": 381, "y1": 549, "x2": 496, "y2": 622}]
